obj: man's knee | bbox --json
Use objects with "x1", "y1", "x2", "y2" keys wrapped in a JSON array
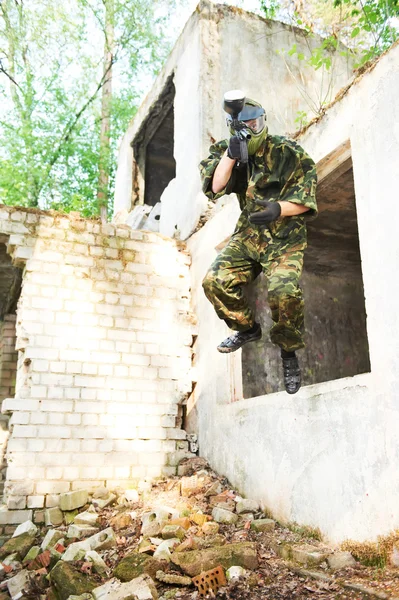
[{"x1": 202, "y1": 270, "x2": 218, "y2": 297}]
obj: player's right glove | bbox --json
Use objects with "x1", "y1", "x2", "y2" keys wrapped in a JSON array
[{"x1": 227, "y1": 135, "x2": 245, "y2": 160}]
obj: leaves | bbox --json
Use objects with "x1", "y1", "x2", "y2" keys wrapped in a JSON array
[{"x1": 0, "y1": 0, "x2": 175, "y2": 216}]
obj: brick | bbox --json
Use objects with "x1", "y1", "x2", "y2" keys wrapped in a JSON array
[
  {"x1": 11, "y1": 425, "x2": 37, "y2": 438},
  {"x1": 0, "y1": 508, "x2": 32, "y2": 525},
  {"x1": 9, "y1": 412, "x2": 29, "y2": 425},
  {"x1": 7, "y1": 496, "x2": 27, "y2": 509},
  {"x1": 37, "y1": 426, "x2": 72, "y2": 438},
  {"x1": 36, "y1": 481, "x2": 70, "y2": 494},
  {"x1": 27, "y1": 496, "x2": 45, "y2": 509}
]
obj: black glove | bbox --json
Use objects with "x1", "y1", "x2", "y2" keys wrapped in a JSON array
[
  {"x1": 249, "y1": 200, "x2": 281, "y2": 225},
  {"x1": 227, "y1": 135, "x2": 245, "y2": 160}
]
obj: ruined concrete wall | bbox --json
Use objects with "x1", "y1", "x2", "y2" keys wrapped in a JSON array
[
  {"x1": 187, "y1": 43, "x2": 399, "y2": 543},
  {"x1": 0, "y1": 206, "x2": 195, "y2": 524},
  {"x1": 114, "y1": 0, "x2": 353, "y2": 241}
]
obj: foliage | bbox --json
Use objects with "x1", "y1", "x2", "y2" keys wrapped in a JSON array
[
  {"x1": 260, "y1": 0, "x2": 399, "y2": 69},
  {"x1": 0, "y1": 0, "x2": 174, "y2": 216}
]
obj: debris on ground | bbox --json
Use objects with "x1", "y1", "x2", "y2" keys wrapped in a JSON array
[{"x1": 0, "y1": 458, "x2": 399, "y2": 599}]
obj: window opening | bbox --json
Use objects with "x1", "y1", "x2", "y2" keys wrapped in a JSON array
[
  {"x1": 132, "y1": 75, "x2": 176, "y2": 208},
  {"x1": 241, "y1": 144, "x2": 370, "y2": 397}
]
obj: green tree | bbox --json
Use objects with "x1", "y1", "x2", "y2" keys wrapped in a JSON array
[{"x1": 0, "y1": 0, "x2": 174, "y2": 216}]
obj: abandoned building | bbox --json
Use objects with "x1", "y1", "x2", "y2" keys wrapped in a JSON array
[{"x1": 0, "y1": 0, "x2": 398, "y2": 547}]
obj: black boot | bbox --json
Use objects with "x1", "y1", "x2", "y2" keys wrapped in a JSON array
[
  {"x1": 217, "y1": 323, "x2": 262, "y2": 353},
  {"x1": 281, "y1": 350, "x2": 301, "y2": 394}
]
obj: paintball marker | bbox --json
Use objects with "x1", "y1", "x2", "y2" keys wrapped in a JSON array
[{"x1": 223, "y1": 89, "x2": 252, "y2": 165}]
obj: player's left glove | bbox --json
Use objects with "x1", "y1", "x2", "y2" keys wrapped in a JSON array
[{"x1": 249, "y1": 200, "x2": 281, "y2": 225}]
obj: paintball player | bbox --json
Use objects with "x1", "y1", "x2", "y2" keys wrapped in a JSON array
[{"x1": 199, "y1": 90, "x2": 317, "y2": 395}]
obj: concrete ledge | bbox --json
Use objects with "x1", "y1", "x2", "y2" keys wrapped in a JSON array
[{"x1": 226, "y1": 372, "x2": 372, "y2": 412}]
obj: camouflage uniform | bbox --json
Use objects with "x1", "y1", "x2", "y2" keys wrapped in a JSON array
[{"x1": 199, "y1": 135, "x2": 318, "y2": 352}]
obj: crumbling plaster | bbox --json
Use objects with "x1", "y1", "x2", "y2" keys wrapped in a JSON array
[{"x1": 187, "y1": 41, "x2": 399, "y2": 543}]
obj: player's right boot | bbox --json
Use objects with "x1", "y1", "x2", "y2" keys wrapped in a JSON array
[
  {"x1": 217, "y1": 323, "x2": 262, "y2": 353},
  {"x1": 281, "y1": 353, "x2": 301, "y2": 394}
]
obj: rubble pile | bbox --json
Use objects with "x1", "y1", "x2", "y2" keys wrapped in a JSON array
[{"x1": 0, "y1": 458, "x2": 398, "y2": 599}]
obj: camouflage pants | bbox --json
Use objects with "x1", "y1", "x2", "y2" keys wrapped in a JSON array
[{"x1": 202, "y1": 225, "x2": 305, "y2": 352}]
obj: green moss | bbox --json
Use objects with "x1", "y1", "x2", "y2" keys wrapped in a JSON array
[
  {"x1": 286, "y1": 522, "x2": 323, "y2": 541},
  {"x1": 113, "y1": 552, "x2": 165, "y2": 582},
  {"x1": 0, "y1": 532, "x2": 36, "y2": 560},
  {"x1": 49, "y1": 561, "x2": 97, "y2": 600}
]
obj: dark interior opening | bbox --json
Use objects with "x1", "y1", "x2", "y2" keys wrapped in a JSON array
[
  {"x1": 144, "y1": 106, "x2": 176, "y2": 207},
  {"x1": 0, "y1": 241, "x2": 22, "y2": 319},
  {"x1": 132, "y1": 76, "x2": 176, "y2": 207},
  {"x1": 0, "y1": 239, "x2": 22, "y2": 498},
  {"x1": 242, "y1": 159, "x2": 370, "y2": 397}
]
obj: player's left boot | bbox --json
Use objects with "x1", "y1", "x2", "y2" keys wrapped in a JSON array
[{"x1": 281, "y1": 351, "x2": 301, "y2": 394}]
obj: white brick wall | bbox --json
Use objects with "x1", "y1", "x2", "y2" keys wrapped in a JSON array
[{"x1": 0, "y1": 206, "x2": 195, "y2": 512}]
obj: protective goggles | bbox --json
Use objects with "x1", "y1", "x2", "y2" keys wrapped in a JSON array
[{"x1": 226, "y1": 105, "x2": 266, "y2": 134}]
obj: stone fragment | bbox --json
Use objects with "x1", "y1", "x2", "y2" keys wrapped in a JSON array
[
  {"x1": 6, "y1": 569, "x2": 31, "y2": 600},
  {"x1": 50, "y1": 561, "x2": 98, "y2": 600},
  {"x1": 292, "y1": 544, "x2": 330, "y2": 566},
  {"x1": 62, "y1": 528, "x2": 116, "y2": 561},
  {"x1": 0, "y1": 532, "x2": 36, "y2": 560},
  {"x1": 174, "y1": 537, "x2": 198, "y2": 553},
  {"x1": 153, "y1": 539, "x2": 180, "y2": 561},
  {"x1": 59, "y1": 490, "x2": 89, "y2": 512},
  {"x1": 109, "y1": 512, "x2": 132, "y2": 531},
  {"x1": 22, "y1": 545, "x2": 40, "y2": 563},
  {"x1": 12, "y1": 520, "x2": 38, "y2": 538},
  {"x1": 85, "y1": 550, "x2": 108, "y2": 575},
  {"x1": 45, "y1": 507, "x2": 64, "y2": 526},
  {"x1": 212, "y1": 507, "x2": 238, "y2": 525},
  {"x1": 74, "y1": 511, "x2": 99, "y2": 527},
  {"x1": 190, "y1": 512, "x2": 209, "y2": 527},
  {"x1": 250, "y1": 519, "x2": 275, "y2": 533},
  {"x1": 92, "y1": 574, "x2": 157, "y2": 600},
  {"x1": 168, "y1": 517, "x2": 191, "y2": 530},
  {"x1": 194, "y1": 534, "x2": 227, "y2": 550},
  {"x1": 92, "y1": 494, "x2": 117, "y2": 510},
  {"x1": 64, "y1": 510, "x2": 79, "y2": 525},
  {"x1": 124, "y1": 489, "x2": 139, "y2": 503},
  {"x1": 202, "y1": 522, "x2": 219, "y2": 535},
  {"x1": 113, "y1": 551, "x2": 167, "y2": 582},
  {"x1": 226, "y1": 566, "x2": 247, "y2": 580},
  {"x1": 67, "y1": 525, "x2": 99, "y2": 539},
  {"x1": 156, "y1": 570, "x2": 192, "y2": 586},
  {"x1": 213, "y1": 501, "x2": 236, "y2": 511},
  {"x1": 239, "y1": 513, "x2": 254, "y2": 523},
  {"x1": 205, "y1": 481, "x2": 223, "y2": 497},
  {"x1": 41, "y1": 529, "x2": 64, "y2": 551},
  {"x1": 171, "y1": 542, "x2": 258, "y2": 576},
  {"x1": 141, "y1": 513, "x2": 161, "y2": 537},
  {"x1": 93, "y1": 487, "x2": 109, "y2": 499},
  {"x1": 180, "y1": 475, "x2": 204, "y2": 497},
  {"x1": 236, "y1": 499, "x2": 259, "y2": 514},
  {"x1": 161, "y1": 525, "x2": 186, "y2": 541},
  {"x1": 327, "y1": 551, "x2": 357, "y2": 570},
  {"x1": 66, "y1": 595, "x2": 94, "y2": 600},
  {"x1": 210, "y1": 494, "x2": 234, "y2": 507}
]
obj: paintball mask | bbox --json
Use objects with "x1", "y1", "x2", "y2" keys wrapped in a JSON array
[{"x1": 223, "y1": 90, "x2": 267, "y2": 157}]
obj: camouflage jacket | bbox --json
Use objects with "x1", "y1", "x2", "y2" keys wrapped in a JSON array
[{"x1": 199, "y1": 135, "x2": 318, "y2": 247}]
